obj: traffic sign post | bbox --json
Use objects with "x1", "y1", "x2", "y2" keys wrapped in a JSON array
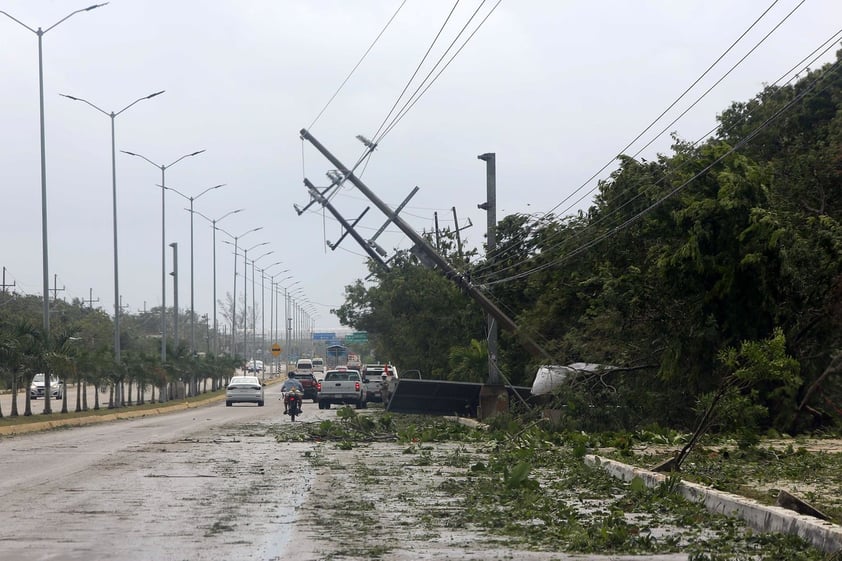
[{"x1": 271, "y1": 343, "x2": 282, "y2": 357}]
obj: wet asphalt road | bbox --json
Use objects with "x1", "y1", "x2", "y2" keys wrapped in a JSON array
[{"x1": 0, "y1": 390, "x2": 319, "y2": 561}]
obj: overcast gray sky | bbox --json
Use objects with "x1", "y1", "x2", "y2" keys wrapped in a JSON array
[{"x1": 1, "y1": 0, "x2": 839, "y2": 332}]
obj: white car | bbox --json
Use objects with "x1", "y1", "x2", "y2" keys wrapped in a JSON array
[
  {"x1": 226, "y1": 376, "x2": 264, "y2": 407},
  {"x1": 30, "y1": 373, "x2": 63, "y2": 400}
]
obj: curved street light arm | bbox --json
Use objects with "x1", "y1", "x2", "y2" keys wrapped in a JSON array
[
  {"x1": 114, "y1": 90, "x2": 164, "y2": 117},
  {"x1": 196, "y1": 183, "x2": 225, "y2": 200},
  {"x1": 0, "y1": 10, "x2": 38, "y2": 33},
  {"x1": 121, "y1": 150, "x2": 160, "y2": 169},
  {"x1": 245, "y1": 241, "x2": 269, "y2": 253},
  {"x1": 237, "y1": 226, "x2": 263, "y2": 240},
  {"x1": 252, "y1": 251, "x2": 275, "y2": 264},
  {"x1": 167, "y1": 149, "x2": 206, "y2": 169},
  {"x1": 59, "y1": 93, "x2": 110, "y2": 117},
  {"x1": 164, "y1": 185, "x2": 190, "y2": 202},
  {"x1": 216, "y1": 208, "x2": 244, "y2": 223},
  {"x1": 1, "y1": 3, "x2": 107, "y2": 35},
  {"x1": 45, "y1": 3, "x2": 108, "y2": 33},
  {"x1": 193, "y1": 208, "x2": 243, "y2": 225}
]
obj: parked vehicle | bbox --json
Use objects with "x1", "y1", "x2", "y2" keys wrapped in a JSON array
[
  {"x1": 30, "y1": 373, "x2": 63, "y2": 400},
  {"x1": 283, "y1": 389, "x2": 303, "y2": 421},
  {"x1": 317, "y1": 369, "x2": 367, "y2": 409},
  {"x1": 383, "y1": 369, "x2": 420, "y2": 404},
  {"x1": 226, "y1": 376, "x2": 265, "y2": 406},
  {"x1": 291, "y1": 372, "x2": 318, "y2": 402},
  {"x1": 362, "y1": 364, "x2": 398, "y2": 402}
]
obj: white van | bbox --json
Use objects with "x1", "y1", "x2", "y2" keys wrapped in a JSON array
[
  {"x1": 296, "y1": 358, "x2": 313, "y2": 373},
  {"x1": 311, "y1": 357, "x2": 325, "y2": 374}
]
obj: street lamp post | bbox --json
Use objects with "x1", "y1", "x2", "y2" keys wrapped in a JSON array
[
  {"x1": 242, "y1": 242, "x2": 269, "y2": 365},
  {"x1": 1, "y1": 3, "x2": 106, "y2": 412},
  {"x1": 265, "y1": 269, "x2": 289, "y2": 371},
  {"x1": 166, "y1": 183, "x2": 226, "y2": 356},
  {"x1": 279, "y1": 279, "x2": 300, "y2": 368},
  {"x1": 250, "y1": 256, "x2": 279, "y2": 376},
  {"x1": 194, "y1": 209, "x2": 244, "y2": 356},
  {"x1": 284, "y1": 281, "x2": 301, "y2": 362},
  {"x1": 220, "y1": 229, "x2": 262, "y2": 361},
  {"x1": 121, "y1": 149, "x2": 205, "y2": 364},
  {"x1": 61, "y1": 90, "x2": 164, "y2": 370}
]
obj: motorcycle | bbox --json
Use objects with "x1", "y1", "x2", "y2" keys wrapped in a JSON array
[{"x1": 283, "y1": 389, "x2": 303, "y2": 421}]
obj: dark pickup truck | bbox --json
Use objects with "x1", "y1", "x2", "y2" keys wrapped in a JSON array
[{"x1": 291, "y1": 372, "x2": 318, "y2": 402}]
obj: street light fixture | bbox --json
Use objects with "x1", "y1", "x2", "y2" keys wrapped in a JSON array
[
  {"x1": 121, "y1": 148, "x2": 205, "y2": 363},
  {"x1": 61, "y1": 89, "x2": 164, "y2": 369},
  {"x1": 1, "y1": 4, "x2": 107, "y2": 399},
  {"x1": 193, "y1": 208, "x2": 244, "y2": 356},
  {"x1": 164, "y1": 183, "x2": 226, "y2": 355}
]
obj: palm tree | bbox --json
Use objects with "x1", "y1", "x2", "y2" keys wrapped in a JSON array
[
  {"x1": 0, "y1": 321, "x2": 43, "y2": 417},
  {"x1": 447, "y1": 339, "x2": 489, "y2": 383}
]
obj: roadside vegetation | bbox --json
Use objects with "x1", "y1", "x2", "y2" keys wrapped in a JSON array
[
  {"x1": 336, "y1": 52, "x2": 842, "y2": 439},
  {"x1": 272, "y1": 408, "x2": 838, "y2": 559},
  {"x1": 0, "y1": 292, "x2": 244, "y2": 417}
]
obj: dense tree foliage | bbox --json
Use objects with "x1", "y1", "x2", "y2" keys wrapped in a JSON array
[{"x1": 337, "y1": 52, "x2": 842, "y2": 433}]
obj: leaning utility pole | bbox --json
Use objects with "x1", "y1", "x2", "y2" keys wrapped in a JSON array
[{"x1": 299, "y1": 129, "x2": 549, "y2": 361}]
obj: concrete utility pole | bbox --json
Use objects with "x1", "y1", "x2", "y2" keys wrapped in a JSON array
[
  {"x1": 170, "y1": 242, "x2": 178, "y2": 351},
  {"x1": 84, "y1": 288, "x2": 99, "y2": 309},
  {"x1": 477, "y1": 152, "x2": 500, "y2": 386},
  {"x1": 303, "y1": 178, "x2": 390, "y2": 270},
  {"x1": 1, "y1": 267, "x2": 16, "y2": 293},
  {"x1": 50, "y1": 273, "x2": 65, "y2": 302},
  {"x1": 299, "y1": 129, "x2": 549, "y2": 361}
]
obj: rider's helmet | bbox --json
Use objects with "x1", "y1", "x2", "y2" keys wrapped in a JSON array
[{"x1": 287, "y1": 370, "x2": 294, "y2": 378}]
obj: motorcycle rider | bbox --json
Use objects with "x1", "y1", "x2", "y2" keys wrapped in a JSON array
[{"x1": 280, "y1": 371, "x2": 304, "y2": 414}]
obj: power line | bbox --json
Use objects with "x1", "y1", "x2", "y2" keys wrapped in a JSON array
[
  {"x1": 481, "y1": 56, "x2": 841, "y2": 287},
  {"x1": 472, "y1": 0, "x2": 803, "y2": 273},
  {"x1": 376, "y1": 0, "x2": 503, "y2": 145},
  {"x1": 306, "y1": 0, "x2": 408, "y2": 131},
  {"x1": 370, "y1": 0, "x2": 463, "y2": 143},
  {"x1": 473, "y1": 7, "x2": 820, "y2": 280},
  {"x1": 473, "y1": 30, "x2": 841, "y2": 283}
]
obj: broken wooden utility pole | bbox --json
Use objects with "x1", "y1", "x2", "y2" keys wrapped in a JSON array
[{"x1": 299, "y1": 128, "x2": 550, "y2": 361}]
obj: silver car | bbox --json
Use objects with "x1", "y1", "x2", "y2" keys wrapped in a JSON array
[
  {"x1": 226, "y1": 376, "x2": 264, "y2": 407},
  {"x1": 30, "y1": 373, "x2": 63, "y2": 399}
]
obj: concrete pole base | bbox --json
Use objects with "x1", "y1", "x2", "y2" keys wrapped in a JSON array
[{"x1": 478, "y1": 384, "x2": 509, "y2": 421}]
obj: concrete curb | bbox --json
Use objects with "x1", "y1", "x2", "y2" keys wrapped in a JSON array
[
  {"x1": 0, "y1": 377, "x2": 284, "y2": 437},
  {"x1": 585, "y1": 454, "x2": 842, "y2": 554},
  {"x1": 0, "y1": 398, "x2": 223, "y2": 437}
]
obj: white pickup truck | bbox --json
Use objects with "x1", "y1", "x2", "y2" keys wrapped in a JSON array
[
  {"x1": 317, "y1": 369, "x2": 368, "y2": 410},
  {"x1": 361, "y1": 363, "x2": 397, "y2": 403}
]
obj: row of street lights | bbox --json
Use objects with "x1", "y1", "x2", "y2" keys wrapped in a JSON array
[
  {"x1": 2, "y1": 4, "x2": 318, "y2": 369},
  {"x1": 1, "y1": 3, "x2": 108, "y2": 368}
]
